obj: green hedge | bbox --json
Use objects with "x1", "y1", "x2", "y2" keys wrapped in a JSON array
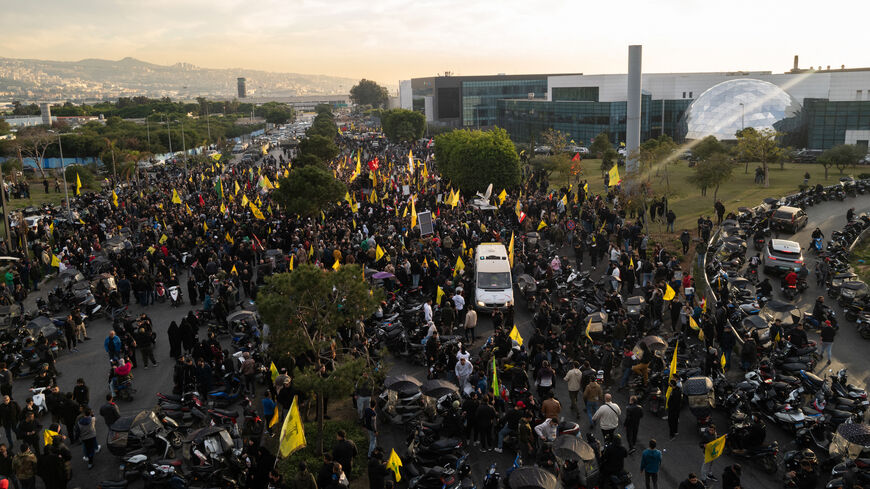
[{"x1": 275, "y1": 418, "x2": 368, "y2": 482}]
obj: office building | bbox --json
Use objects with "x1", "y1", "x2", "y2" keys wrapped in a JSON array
[
  {"x1": 401, "y1": 58, "x2": 870, "y2": 150},
  {"x1": 237, "y1": 77, "x2": 247, "y2": 98}
]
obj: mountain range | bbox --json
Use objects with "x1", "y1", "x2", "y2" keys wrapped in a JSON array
[{"x1": 0, "y1": 56, "x2": 363, "y2": 102}]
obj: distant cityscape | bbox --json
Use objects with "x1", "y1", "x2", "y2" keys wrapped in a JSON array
[{"x1": 0, "y1": 56, "x2": 374, "y2": 104}]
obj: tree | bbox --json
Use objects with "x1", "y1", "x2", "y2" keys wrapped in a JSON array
[
  {"x1": 0, "y1": 119, "x2": 10, "y2": 136},
  {"x1": 528, "y1": 154, "x2": 570, "y2": 180},
  {"x1": 273, "y1": 165, "x2": 346, "y2": 218},
  {"x1": 256, "y1": 264, "x2": 382, "y2": 453},
  {"x1": 691, "y1": 135, "x2": 726, "y2": 162},
  {"x1": 64, "y1": 164, "x2": 96, "y2": 192},
  {"x1": 434, "y1": 128, "x2": 522, "y2": 193},
  {"x1": 256, "y1": 102, "x2": 295, "y2": 125},
  {"x1": 1, "y1": 158, "x2": 22, "y2": 182},
  {"x1": 10, "y1": 127, "x2": 54, "y2": 178},
  {"x1": 819, "y1": 144, "x2": 865, "y2": 178},
  {"x1": 689, "y1": 152, "x2": 734, "y2": 201},
  {"x1": 349, "y1": 79, "x2": 389, "y2": 108},
  {"x1": 590, "y1": 132, "x2": 618, "y2": 175},
  {"x1": 540, "y1": 128, "x2": 568, "y2": 155},
  {"x1": 736, "y1": 127, "x2": 783, "y2": 187},
  {"x1": 293, "y1": 153, "x2": 323, "y2": 168},
  {"x1": 381, "y1": 109, "x2": 425, "y2": 143},
  {"x1": 297, "y1": 135, "x2": 338, "y2": 162}
]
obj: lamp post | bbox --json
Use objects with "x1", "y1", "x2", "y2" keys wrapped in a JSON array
[{"x1": 739, "y1": 102, "x2": 745, "y2": 130}]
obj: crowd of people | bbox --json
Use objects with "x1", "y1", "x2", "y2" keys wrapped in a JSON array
[{"x1": 0, "y1": 111, "x2": 837, "y2": 489}]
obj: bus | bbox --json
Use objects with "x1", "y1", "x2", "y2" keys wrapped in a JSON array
[{"x1": 474, "y1": 243, "x2": 514, "y2": 312}]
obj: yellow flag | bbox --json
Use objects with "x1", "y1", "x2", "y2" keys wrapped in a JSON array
[
  {"x1": 537, "y1": 220, "x2": 547, "y2": 231},
  {"x1": 159, "y1": 234, "x2": 168, "y2": 244},
  {"x1": 608, "y1": 164, "x2": 621, "y2": 186},
  {"x1": 376, "y1": 245, "x2": 385, "y2": 262},
  {"x1": 171, "y1": 189, "x2": 182, "y2": 204},
  {"x1": 261, "y1": 175, "x2": 275, "y2": 190},
  {"x1": 220, "y1": 203, "x2": 226, "y2": 214},
  {"x1": 185, "y1": 203, "x2": 192, "y2": 215},
  {"x1": 663, "y1": 283, "x2": 676, "y2": 301},
  {"x1": 146, "y1": 246, "x2": 155, "y2": 254},
  {"x1": 241, "y1": 194, "x2": 250, "y2": 207},
  {"x1": 410, "y1": 196, "x2": 417, "y2": 229},
  {"x1": 665, "y1": 341, "x2": 679, "y2": 407},
  {"x1": 269, "y1": 407, "x2": 281, "y2": 428},
  {"x1": 408, "y1": 149, "x2": 414, "y2": 172},
  {"x1": 226, "y1": 232, "x2": 234, "y2": 245},
  {"x1": 308, "y1": 245, "x2": 314, "y2": 260},
  {"x1": 231, "y1": 264, "x2": 238, "y2": 275},
  {"x1": 332, "y1": 260, "x2": 341, "y2": 271},
  {"x1": 387, "y1": 448, "x2": 403, "y2": 482},
  {"x1": 509, "y1": 325, "x2": 524, "y2": 346},
  {"x1": 689, "y1": 316, "x2": 700, "y2": 331},
  {"x1": 203, "y1": 222, "x2": 208, "y2": 232},
  {"x1": 453, "y1": 256, "x2": 465, "y2": 276},
  {"x1": 112, "y1": 190, "x2": 119, "y2": 208},
  {"x1": 270, "y1": 362, "x2": 279, "y2": 382},
  {"x1": 720, "y1": 352, "x2": 727, "y2": 370},
  {"x1": 436, "y1": 286, "x2": 445, "y2": 305},
  {"x1": 704, "y1": 434, "x2": 727, "y2": 463},
  {"x1": 508, "y1": 232, "x2": 515, "y2": 268},
  {"x1": 51, "y1": 254, "x2": 60, "y2": 267},
  {"x1": 234, "y1": 181, "x2": 240, "y2": 195},
  {"x1": 289, "y1": 255, "x2": 294, "y2": 271},
  {"x1": 49, "y1": 221, "x2": 54, "y2": 236},
  {"x1": 249, "y1": 201, "x2": 265, "y2": 220},
  {"x1": 560, "y1": 194, "x2": 568, "y2": 206},
  {"x1": 43, "y1": 428, "x2": 60, "y2": 446},
  {"x1": 278, "y1": 396, "x2": 306, "y2": 458},
  {"x1": 75, "y1": 173, "x2": 82, "y2": 195},
  {"x1": 629, "y1": 257, "x2": 634, "y2": 269},
  {"x1": 370, "y1": 189, "x2": 378, "y2": 204},
  {"x1": 498, "y1": 189, "x2": 507, "y2": 206}
]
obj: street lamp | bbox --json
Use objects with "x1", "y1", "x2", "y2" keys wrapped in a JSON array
[
  {"x1": 48, "y1": 130, "x2": 72, "y2": 219},
  {"x1": 739, "y1": 102, "x2": 745, "y2": 130}
]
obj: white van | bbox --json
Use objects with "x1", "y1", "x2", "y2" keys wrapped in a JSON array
[{"x1": 474, "y1": 243, "x2": 514, "y2": 312}]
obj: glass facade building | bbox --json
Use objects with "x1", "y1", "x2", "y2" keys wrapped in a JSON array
[
  {"x1": 498, "y1": 95, "x2": 662, "y2": 145},
  {"x1": 461, "y1": 79, "x2": 547, "y2": 128},
  {"x1": 805, "y1": 99, "x2": 870, "y2": 150}
]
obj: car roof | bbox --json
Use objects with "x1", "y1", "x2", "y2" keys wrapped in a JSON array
[
  {"x1": 775, "y1": 206, "x2": 802, "y2": 213},
  {"x1": 770, "y1": 239, "x2": 801, "y2": 251}
]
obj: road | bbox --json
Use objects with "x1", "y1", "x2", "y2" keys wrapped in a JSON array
[{"x1": 380, "y1": 195, "x2": 870, "y2": 489}]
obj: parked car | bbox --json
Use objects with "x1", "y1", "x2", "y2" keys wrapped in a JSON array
[
  {"x1": 792, "y1": 149, "x2": 823, "y2": 163},
  {"x1": 770, "y1": 205, "x2": 808, "y2": 233}
]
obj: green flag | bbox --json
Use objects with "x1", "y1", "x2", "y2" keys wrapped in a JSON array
[
  {"x1": 215, "y1": 178, "x2": 224, "y2": 199},
  {"x1": 491, "y1": 357, "x2": 499, "y2": 397}
]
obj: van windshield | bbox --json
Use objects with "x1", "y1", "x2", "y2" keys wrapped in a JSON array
[{"x1": 478, "y1": 272, "x2": 511, "y2": 290}]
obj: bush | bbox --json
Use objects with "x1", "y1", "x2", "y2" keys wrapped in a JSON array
[
  {"x1": 64, "y1": 164, "x2": 97, "y2": 192},
  {"x1": 275, "y1": 418, "x2": 368, "y2": 482},
  {"x1": 858, "y1": 173, "x2": 870, "y2": 180},
  {"x1": 434, "y1": 128, "x2": 521, "y2": 193}
]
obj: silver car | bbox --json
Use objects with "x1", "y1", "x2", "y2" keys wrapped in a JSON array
[{"x1": 762, "y1": 239, "x2": 804, "y2": 274}]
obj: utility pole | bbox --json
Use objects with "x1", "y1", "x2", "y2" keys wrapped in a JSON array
[
  {"x1": 165, "y1": 116, "x2": 173, "y2": 157},
  {"x1": 56, "y1": 133, "x2": 71, "y2": 219},
  {"x1": 205, "y1": 103, "x2": 212, "y2": 144},
  {"x1": 0, "y1": 162, "x2": 11, "y2": 252},
  {"x1": 180, "y1": 117, "x2": 187, "y2": 172}
]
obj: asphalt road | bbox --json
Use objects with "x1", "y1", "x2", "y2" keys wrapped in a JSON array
[
  {"x1": 380, "y1": 195, "x2": 870, "y2": 489},
  {"x1": 11, "y1": 273, "x2": 209, "y2": 489}
]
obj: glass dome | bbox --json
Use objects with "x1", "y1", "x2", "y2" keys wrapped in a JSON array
[{"x1": 680, "y1": 79, "x2": 803, "y2": 141}]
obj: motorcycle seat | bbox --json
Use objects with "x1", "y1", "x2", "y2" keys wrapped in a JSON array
[
  {"x1": 155, "y1": 459, "x2": 183, "y2": 467},
  {"x1": 826, "y1": 408, "x2": 854, "y2": 418},
  {"x1": 159, "y1": 393, "x2": 182, "y2": 402},
  {"x1": 212, "y1": 408, "x2": 238, "y2": 417},
  {"x1": 428, "y1": 438, "x2": 460, "y2": 451},
  {"x1": 96, "y1": 481, "x2": 128, "y2": 489},
  {"x1": 421, "y1": 420, "x2": 442, "y2": 430}
]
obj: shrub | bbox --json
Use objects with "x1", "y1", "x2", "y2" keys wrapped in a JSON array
[{"x1": 275, "y1": 418, "x2": 368, "y2": 482}]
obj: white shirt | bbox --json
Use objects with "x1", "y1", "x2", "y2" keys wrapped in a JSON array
[
  {"x1": 452, "y1": 294, "x2": 465, "y2": 311},
  {"x1": 423, "y1": 303, "x2": 433, "y2": 322},
  {"x1": 455, "y1": 359, "x2": 472, "y2": 379},
  {"x1": 534, "y1": 420, "x2": 558, "y2": 442},
  {"x1": 611, "y1": 267, "x2": 621, "y2": 280},
  {"x1": 456, "y1": 350, "x2": 471, "y2": 362}
]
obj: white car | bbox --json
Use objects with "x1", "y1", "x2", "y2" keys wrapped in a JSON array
[{"x1": 762, "y1": 239, "x2": 804, "y2": 274}]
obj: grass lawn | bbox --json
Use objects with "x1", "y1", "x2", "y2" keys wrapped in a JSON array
[
  {"x1": 551, "y1": 159, "x2": 863, "y2": 231},
  {"x1": 3, "y1": 184, "x2": 69, "y2": 211},
  {"x1": 851, "y1": 240, "x2": 870, "y2": 284}
]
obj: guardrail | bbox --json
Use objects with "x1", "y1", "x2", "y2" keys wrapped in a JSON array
[{"x1": 702, "y1": 225, "x2": 746, "y2": 353}]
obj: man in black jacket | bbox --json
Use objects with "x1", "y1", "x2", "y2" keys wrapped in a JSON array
[
  {"x1": 332, "y1": 430, "x2": 358, "y2": 476},
  {"x1": 600, "y1": 434, "x2": 628, "y2": 486},
  {"x1": 624, "y1": 396, "x2": 643, "y2": 453},
  {"x1": 99, "y1": 394, "x2": 121, "y2": 428},
  {"x1": 667, "y1": 379, "x2": 682, "y2": 439},
  {"x1": 368, "y1": 449, "x2": 390, "y2": 489},
  {"x1": 0, "y1": 396, "x2": 19, "y2": 450}
]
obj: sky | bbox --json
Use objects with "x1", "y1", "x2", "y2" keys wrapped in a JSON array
[{"x1": 2, "y1": 0, "x2": 868, "y2": 87}]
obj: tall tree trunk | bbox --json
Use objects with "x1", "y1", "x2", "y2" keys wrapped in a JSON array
[
  {"x1": 318, "y1": 390, "x2": 324, "y2": 455},
  {"x1": 745, "y1": 160, "x2": 749, "y2": 174}
]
